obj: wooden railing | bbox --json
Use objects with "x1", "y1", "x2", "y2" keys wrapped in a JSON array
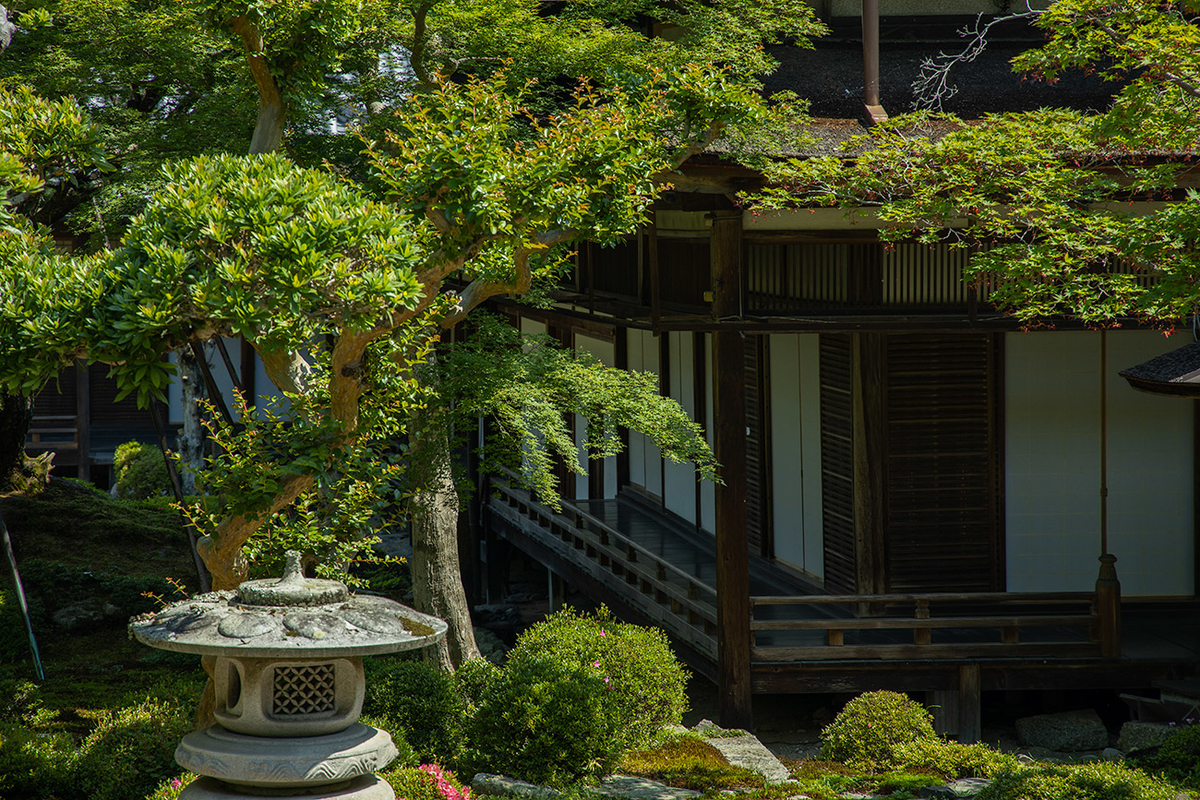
[
  {"x1": 487, "y1": 479, "x2": 718, "y2": 660},
  {"x1": 25, "y1": 415, "x2": 80, "y2": 454},
  {"x1": 751, "y1": 556, "x2": 1121, "y2": 663}
]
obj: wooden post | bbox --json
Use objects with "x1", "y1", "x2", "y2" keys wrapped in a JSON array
[
  {"x1": 914, "y1": 599, "x2": 931, "y2": 645},
  {"x1": 1096, "y1": 553, "x2": 1121, "y2": 658},
  {"x1": 75, "y1": 360, "x2": 90, "y2": 483},
  {"x1": 852, "y1": 333, "x2": 886, "y2": 609},
  {"x1": 711, "y1": 210, "x2": 752, "y2": 730},
  {"x1": 958, "y1": 665, "x2": 982, "y2": 744}
]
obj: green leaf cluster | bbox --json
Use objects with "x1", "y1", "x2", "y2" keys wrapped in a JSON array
[{"x1": 433, "y1": 314, "x2": 715, "y2": 507}]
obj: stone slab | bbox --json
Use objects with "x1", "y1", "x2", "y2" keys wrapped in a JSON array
[
  {"x1": 1118, "y1": 721, "x2": 1173, "y2": 754},
  {"x1": 596, "y1": 775, "x2": 701, "y2": 800},
  {"x1": 705, "y1": 732, "x2": 792, "y2": 784},
  {"x1": 918, "y1": 778, "x2": 993, "y2": 799},
  {"x1": 1016, "y1": 709, "x2": 1108, "y2": 752},
  {"x1": 471, "y1": 773, "x2": 562, "y2": 800}
]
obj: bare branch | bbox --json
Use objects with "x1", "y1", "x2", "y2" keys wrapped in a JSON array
[{"x1": 912, "y1": 4, "x2": 1044, "y2": 111}]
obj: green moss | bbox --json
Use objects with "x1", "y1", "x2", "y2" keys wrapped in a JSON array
[
  {"x1": 619, "y1": 736, "x2": 765, "y2": 790},
  {"x1": 977, "y1": 761, "x2": 1184, "y2": 800},
  {"x1": 0, "y1": 478, "x2": 190, "y2": 576}
]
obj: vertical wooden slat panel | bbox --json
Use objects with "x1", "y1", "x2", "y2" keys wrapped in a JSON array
[
  {"x1": 820, "y1": 334, "x2": 857, "y2": 595},
  {"x1": 744, "y1": 336, "x2": 772, "y2": 558},
  {"x1": 882, "y1": 334, "x2": 1002, "y2": 592}
]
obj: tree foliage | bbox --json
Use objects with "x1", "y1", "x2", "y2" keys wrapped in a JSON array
[{"x1": 755, "y1": 0, "x2": 1200, "y2": 326}]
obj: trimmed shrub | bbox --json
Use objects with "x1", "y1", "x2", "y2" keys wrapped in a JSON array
[
  {"x1": 363, "y1": 657, "x2": 468, "y2": 764},
  {"x1": 0, "y1": 722, "x2": 76, "y2": 799},
  {"x1": 360, "y1": 713, "x2": 419, "y2": 769},
  {"x1": 455, "y1": 656, "x2": 499, "y2": 709},
  {"x1": 820, "y1": 691, "x2": 938, "y2": 770},
  {"x1": 74, "y1": 698, "x2": 192, "y2": 800},
  {"x1": 1133, "y1": 722, "x2": 1200, "y2": 789},
  {"x1": 463, "y1": 652, "x2": 622, "y2": 786},
  {"x1": 976, "y1": 761, "x2": 1181, "y2": 800},
  {"x1": 113, "y1": 440, "x2": 173, "y2": 500},
  {"x1": 507, "y1": 606, "x2": 689, "y2": 751}
]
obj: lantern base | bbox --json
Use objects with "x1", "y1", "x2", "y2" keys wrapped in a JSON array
[
  {"x1": 180, "y1": 774, "x2": 394, "y2": 800},
  {"x1": 176, "y1": 723, "x2": 398, "y2": 789}
]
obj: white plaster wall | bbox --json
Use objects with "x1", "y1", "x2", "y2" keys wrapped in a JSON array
[
  {"x1": 169, "y1": 339, "x2": 286, "y2": 424},
  {"x1": 665, "y1": 332, "x2": 697, "y2": 524},
  {"x1": 1105, "y1": 331, "x2": 1194, "y2": 596},
  {"x1": 1005, "y1": 330, "x2": 1194, "y2": 595},
  {"x1": 1006, "y1": 332, "x2": 1103, "y2": 592},
  {"x1": 700, "y1": 333, "x2": 715, "y2": 533},
  {"x1": 767, "y1": 334, "x2": 825, "y2": 577},
  {"x1": 519, "y1": 317, "x2": 547, "y2": 338},
  {"x1": 627, "y1": 329, "x2": 664, "y2": 498},
  {"x1": 770, "y1": 335, "x2": 805, "y2": 569},
  {"x1": 800, "y1": 335, "x2": 825, "y2": 576},
  {"x1": 575, "y1": 333, "x2": 617, "y2": 500}
]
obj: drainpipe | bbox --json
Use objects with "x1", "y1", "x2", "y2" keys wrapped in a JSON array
[{"x1": 862, "y1": 0, "x2": 888, "y2": 125}]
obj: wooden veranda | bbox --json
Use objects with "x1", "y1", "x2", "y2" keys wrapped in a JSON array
[{"x1": 484, "y1": 480, "x2": 1200, "y2": 740}]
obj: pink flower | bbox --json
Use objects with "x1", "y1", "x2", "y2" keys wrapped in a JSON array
[
  {"x1": 599, "y1": 629, "x2": 606, "y2": 637},
  {"x1": 171, "y1": 778, "x2": 182, "y2": 789},
  {"x1": 593, "y1": 660, "x2": 601, "y2": 668}
]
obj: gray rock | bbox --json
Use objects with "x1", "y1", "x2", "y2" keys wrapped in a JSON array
[
  {"x1": 919, "y1": 778, "x2": 993, "y2": 799},
  {"x1": 473, "y1": 626, "x2": 509, "y2": 665},
  {"x1": 706, "y1": 731, "x2": 792, "y2": 784},
  {"x1": 471, "y1": 774, "x2": 561, "y2": 800},
  {"x1": 1016, "y1": 709, "x2": 1108, "y2": 752},
  {"x1": 1102, "y1": 747, "x2": 1125, "y2": 761},
  {"x1": 1118, "y1": 721, "x2": 1173, "y2": 754},
  {"x1": 596, "y1": 775, "x2": 701, "y2": 800},
  {"x1": 53, "y1": 600, "x2": 111, "y2": 631}
]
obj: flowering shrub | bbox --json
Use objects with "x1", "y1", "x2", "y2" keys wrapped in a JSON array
[
  {"x1": 820, "y1": 691, "x2": 938, "y2": 770},
  {"x1": 383, "y1": 762, "x2": 471, "y2": 800},
  {"x1": 507, "y1": 607, "x2": 689, "y2": 751}
]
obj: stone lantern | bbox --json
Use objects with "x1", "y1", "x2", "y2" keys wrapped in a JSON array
[{"x1": 130, "y1": 551, "x2": 447, "y2": 800}]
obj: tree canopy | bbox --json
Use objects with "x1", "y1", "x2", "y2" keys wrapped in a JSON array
[
  {"x1": 754, "y1": 0, "x2": 1200, "y2": 326},
  {"x1": 0, "y1": 0, "x2": 825, "y2": 673}
]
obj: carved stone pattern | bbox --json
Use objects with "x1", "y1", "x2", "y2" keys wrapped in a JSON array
[
  {"x1": 239, "y1": 755, "x2": 381, "y2": 782},
  {"x1": 273, "y1": 663, "x2": 336, "y2": 715},
  {"x1": 174, "y1": 749, "x2": 233, "y2": 775}
]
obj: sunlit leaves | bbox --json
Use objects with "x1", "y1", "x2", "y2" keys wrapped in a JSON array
[
  {"x1": 85, "y1": 153, "x2": 424, "y2": 398},
  {"x1": 434, "y1": 315, "x2": 716, "y2": 508}
]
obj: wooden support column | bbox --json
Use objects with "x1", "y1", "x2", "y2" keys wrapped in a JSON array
[
  {"x1": 958, "y1": 665, "x2": 982, "y2": 744},
  {"x1": 851, "y1": 333, "x2": 886, "y2": 602},
  {"x1": 711, "y1": 211, "x2": 752, "y2": 729},
  {"x1": 75, "y1": 360, "x2": 90, "y2": 483}
]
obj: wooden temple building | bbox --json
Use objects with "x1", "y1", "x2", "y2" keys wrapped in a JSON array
[
  {"x1": 25, "y1": 1, "x2": 1200, "y2": 739},
  {"x1": 478, "y1": 3, "x2": 1200, "y2": 736}
]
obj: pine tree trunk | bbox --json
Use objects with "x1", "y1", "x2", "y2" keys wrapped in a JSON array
[
  {"x1": 410, "y1": 406, "x2": 481, "y2": 670},
  {"x1": 0, "y1": 393, "x2": 33, "y2": 492}
]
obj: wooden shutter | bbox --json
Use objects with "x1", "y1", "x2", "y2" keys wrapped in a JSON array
[
  {"x1": 744, "y1": 336, "x2": 771, "y2": 557},
  {"x1": 883, "y1": 334, "x2": 1002, "y2": 592},
  {"x1": 820, "y1": 334, "x2": 857, "y2": 594}
]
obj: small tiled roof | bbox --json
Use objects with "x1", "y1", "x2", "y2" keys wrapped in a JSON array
[{"x1": 1119, "y1": 341, "x2": 1200, "y2": 397}]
